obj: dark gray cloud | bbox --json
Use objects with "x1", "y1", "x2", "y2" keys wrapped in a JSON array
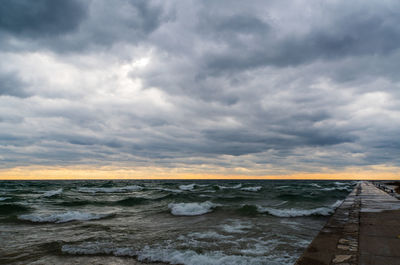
[
  {"x1": 199, "y1": 1, "x2": 400, "y2": 74},
  {"x1": 0, "y1": 72, "x2": 30, "y2": 98},
  {"x1": 0, "y1": 0, "x2": 399, "y2": 174},
  {"x1": 0, "y1": 0, "x2": 167, "y2": 52},
  {"x1": 0, "y1": 0, "x2": 87, "y2": 37}
]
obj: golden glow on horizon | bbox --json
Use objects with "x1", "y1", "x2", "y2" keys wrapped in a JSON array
[{"x1": 0, "y1": 165, "x2": 399, "y2": 180}]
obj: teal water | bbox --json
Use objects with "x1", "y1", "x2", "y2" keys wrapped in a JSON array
[{"x1": 0, "y1": 180, "x2": 355, "y2": 265}]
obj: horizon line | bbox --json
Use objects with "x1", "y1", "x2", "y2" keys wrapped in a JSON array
[{"x1": 1, "y1": 165, "x2": 399, "y2": 180}]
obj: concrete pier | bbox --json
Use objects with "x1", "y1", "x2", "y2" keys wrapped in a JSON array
[{"x1": 295, "y1": 181, "x2": 400, "y2": 265}]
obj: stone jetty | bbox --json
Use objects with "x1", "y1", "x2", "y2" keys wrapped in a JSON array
[{"x1": 295, "y1": 181, "x2": 400, "y2": 265}]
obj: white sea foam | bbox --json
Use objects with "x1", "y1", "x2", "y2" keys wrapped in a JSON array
[
  {"x1": 273, "y1": 200, "x2": 288, "y2": 207},
  {"x1": 331, "y1": 200, "x2": 343, "y2": 208},
  {"x1": 338, "y1": 186, "x2": 352, "y2": 191},
  {"x1": 186, "y1": 231, "x2": 234, "y2": 240},
  {"x1": 63, "y1": 243, "x2": 275, "y2": 265},
  {"x1": 321, "y1": 186, "x2": 351, "y2": 191},
  {"x1": 18, "y1": 211, "x2": 113, "y2": 223},
  {"x1": 137, "y1": 247, "x2": 270, "y2": 265},
  {"x1": 198, "y1": 194, "x2": 212, "y2": 197},
  {"x1": 77, "y1": 185, "x2": 142, "y2": 193},
  {"x1": 310, "y1": 183, "x2": 322, "y2": 188},
  {"x1": 257, "y1": 200, "x2": 343, "y2": 217},
  {"x1": 152, "y1": 187, "x2": 183, "y2": 193},
  {"x1": 241, "y1": 186, "x2": 262, "y2": 192},
  {"x1": 43, "y1": 188, "x2": 63, "y2": 197},
  {"x1": 221, "y1": 221, "x2": 252, "y2": 233},
  {"x1": 179, "y1": 184, "x2": 196, "y2": 191},
  {"x1": 238, "y1": 240, "x2": 277, "y2": 255},
  {"x1": 61, "y1": 239, "x2": 297, "y2": 265},
  {"x1": 218, "y1": 184, "x2": 242, "y2": 189},
  {"x1": 0, "y1": 197, "x2": 9, "y2": 201},
  {"x1": 169, "y1": 201, "x2": 218, "y2": 216},
  {"x1": 176, "y1": 236, "x2": 220, "y2": 249},
  {"x1": 320, "y1": 187, "x2": 337, "y2": 191}
]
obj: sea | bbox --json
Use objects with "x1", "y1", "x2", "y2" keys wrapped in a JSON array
[{"x1": 0, "y1": 180, "x2": 355, "y2": 265}]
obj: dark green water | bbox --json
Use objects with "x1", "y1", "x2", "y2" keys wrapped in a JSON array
[{"x1": 0, "y1": 180, "x2": 355, "y2": 265}]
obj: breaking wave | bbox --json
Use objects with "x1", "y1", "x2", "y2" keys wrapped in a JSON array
[
  {"x1": 77, "y1": 185, "x2": 142, "y2": 193},
  {"x1": 169, "y1": 201, "x2": 218, "y2": 216},
  {"x1": 18, "y1": 211, "x2": 114, "y2": 223},
  {"x1": 185, "y1": 231, "x2": 234, "y2": 240},
  {"x1": 43, "y1": 188, "x2": 63, "y2": 197},
  {"x1": 153, "y1": 187, "x2": 183, "y2": 193},
  {"x1": 217, "y1": 184, "x2": 242, "y2": 190},
  {"x1": 138, "y1": 245, "x2": 287, "y2": 265},
  {"x1": 257, "y1": 200, "x2": 343, "y2": 217},
  {"x1": 61, "y1": 243, "x2": 280, "y2": 265},
  {"x1": 241, "y1": 186, "x2": 262, "y2": 192},
  {"x1": 179, "y1": 184, "x2": 196, "y2": 191},
  {"x1": 0, "y1": 203, "x2": 31, "y2": 215},
  {"x1": 221, "y1": 221, "x2": 252, "y2": 233}
]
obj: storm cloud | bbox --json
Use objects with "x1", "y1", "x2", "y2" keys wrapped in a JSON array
[{"x1": 0, "y1": 0, "x2": 399, "y2": 175}]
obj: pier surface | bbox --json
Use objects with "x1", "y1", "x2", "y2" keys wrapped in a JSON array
[{"x1": 296, "y1": 181, "x2": 400, "y2": 265}]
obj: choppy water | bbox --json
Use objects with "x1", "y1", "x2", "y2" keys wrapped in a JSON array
[{"x1": 0, "y1": 180, "x2": 355, "y2": 265}]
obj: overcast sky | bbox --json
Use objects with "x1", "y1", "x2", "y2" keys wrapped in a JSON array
[{"x1": 0, "y1": 0, "x2": 399, "y2": 176}]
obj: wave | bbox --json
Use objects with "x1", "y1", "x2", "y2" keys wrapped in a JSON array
[
  {"x1": 179, "y1": 184, "x2": 196, "y2": 191},
  {"x1": 18, "y1": 211, "x2": 114, "y2": 223},
  {"x1": 320, "y1": 187, "x2": 337, "y2": 191},
  {"x1": 0, "y1": 197, "x2": 10, "y2": 201},
  {"x1": 237, "y1": 205, "x2": 259, "y2": 216},
  {"x1": 77, "y1": 185, "x2": 142, "y2": 193},
  {"x1": 241, "y1": 186, "x2": 262, "y2": 192},
  {"x1": 56, "y1": 200, "x2": 94, "y2": 207},
  {"x1": 321, "y1": 186, "x2": 351, "y2": 191},
  {"x1": 56, "y1": 196, "x2": 149, "y2": 207},
  {"x1": 168, "y1": 201, "x2": 218, "y2": 216},
  {"x1": 217, "y1": 184, "x2": 242, "y2": 190},
  {"x1": 185, "y1": 231, "x2": 233, "y2": 240},
  {"x1": 153, "y1": 187, "x2": 183, "y2": 193},
  {"x1": 137, "y1": 247, "x2": 268, "y2": 265},
  {"x1": 275, "y1": 185, "x2": 290, "y2": 189},
  {"x1": 334, "y1": 182, "x2": 349, "y2": 186},
  {"x1": 151, "y1": 193, "x2": 204, "y2": 202},
  {"x1": 221, "y1": 221, "x2": 252, "y2": 233},
  {"x1": 62, "y1": 242, "x2": 135, "y2": 256},
  {"x1": 277, "y1": 193, "x2": 316, "y2": 201},
  {"x1": 213, "y1": 195, "x2": 247, "y2": 202},
  {"x1": 115, "y1": 197, "x2": 148, "y2": 206},
  {"x1": 0, "y1": 203, "x2": 31, "y2": 215},
  {"x1": 273, "y1": 200, "x2": 288, "y2": 207},
  {"x1": 310, "y1": 183, "x2": 322, "y2": 188},
  {"x1": 43, "y1": 188, "x2": 63, "y2": 197},
  {"x1": 61, "y1": 242, "x2": 287, "y2": 264},
  {"x1": 257, "y1": 200, "x2": 343, "y2": 217}
]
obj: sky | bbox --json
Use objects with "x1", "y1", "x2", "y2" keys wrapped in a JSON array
[{"x1": 0, "y1": 0, "x2": 399, "y2": 179}]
